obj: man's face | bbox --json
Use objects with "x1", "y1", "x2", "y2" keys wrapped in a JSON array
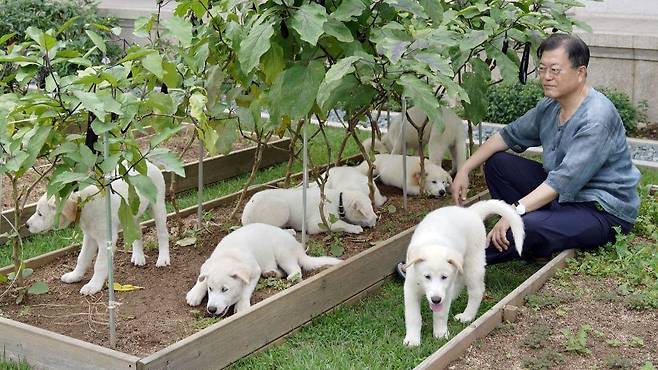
[{"x1": 538, "y1": 46, "x2": 586, "y2": 100}]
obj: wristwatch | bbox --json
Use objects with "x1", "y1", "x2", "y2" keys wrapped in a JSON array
[{"x1": 514, "y1": 201, "x2": 526, "y2": 216}]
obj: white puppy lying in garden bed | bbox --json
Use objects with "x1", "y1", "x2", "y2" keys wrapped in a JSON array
[
  {"x1": 403, "y1": 200, "x2": 524, "y2": 347},
  {"x1": 186, "y1": 223, "x2": 341, "y2": 316},
  {"x1": 357, "y1": 154, "x2": 452, "y2": 198},
  {"x1": 26, "y1": 160, "x2": 170, "y2": 295},
  {"x1": 241, "y1": 187, "x2": 377, "y2": 234},
  {"x1": 323, "y1": 166, "x2": 387, "y2": 207}
]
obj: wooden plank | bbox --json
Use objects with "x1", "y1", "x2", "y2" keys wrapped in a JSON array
[
  {"x1": 138, "y1": 190, "x2": 489, "y2": 370},
  {"x1": 414, "y1": 249, "x2": 575, "y2": 370},
  {"x1": 0, "y1": 245, "x2": 80, "y2": 275},
  {"x1": 0, "y1": 317, "x2": 139, "y2": 370},
  {"x1": 0, "y1": 138, "x2": 290, "y2": 242}
]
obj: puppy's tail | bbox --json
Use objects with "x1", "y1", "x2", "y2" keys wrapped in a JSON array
[
  {"x1": 298, "y1": 253, "x2": 342, "y2": 271},
  {"x1": 468, "y1": 199, "x2": 524, "y2": 256}
]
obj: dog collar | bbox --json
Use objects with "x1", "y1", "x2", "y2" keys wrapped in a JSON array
[{"x1": 338, "y1": 192, "x2": 346, "y2": 220}]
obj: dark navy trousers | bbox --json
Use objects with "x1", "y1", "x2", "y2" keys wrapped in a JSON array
[{"x1": 484, "y1": 152, "x2": 633, "y2": 264}]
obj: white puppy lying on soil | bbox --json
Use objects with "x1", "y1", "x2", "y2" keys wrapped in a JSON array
[
  {"x1": 403, "y1": 200, "x2": 524, "y2": 347},
  {"x1": 186, "y1": 223, "x2": 341, "y2": 316},
  {"x1": 362, "y1": 106, "x2": 466, "y2": 174},
  {"x1": 323, "y1": 166, "x2": 387, "y2": 207},
  {"x1": 357, "y1": 154, "x2": 452, "y2": 197},
  {"x1": 241, "y1": 187, "x2": 377, "y2": 234},
  {"x1": 26, "y1": 160, "x2": 170, "y2": 295}
]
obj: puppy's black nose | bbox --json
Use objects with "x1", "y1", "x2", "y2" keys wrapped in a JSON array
[
  {"x1": 438, "y1": 190, "x2": 446, "y2": 197},
  {"x1": 207, "y1": 305, "x2": 217, "y2": 314},
  {"x1": 431, "y1": 297, "x2": 442, "y2": 304}
]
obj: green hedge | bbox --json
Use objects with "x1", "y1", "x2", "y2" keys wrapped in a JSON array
[
  {"x1": 0, "y1": 0, "x2": 122, "y2": 76},
  {"x1": 484, "y1": 80, "x2": 646, "y2": 133}
]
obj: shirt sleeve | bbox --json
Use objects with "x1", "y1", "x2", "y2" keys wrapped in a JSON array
[
  {"x1": 544, "y1": 120, "x2": 614, "y2": 199},
  {"x1": 499, "y1": 105, "x2": 542, "y2": 153}
]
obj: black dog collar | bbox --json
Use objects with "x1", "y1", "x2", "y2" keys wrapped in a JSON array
[{"x1": 338, "y1": 192, "x2": 346, "y2": 220}]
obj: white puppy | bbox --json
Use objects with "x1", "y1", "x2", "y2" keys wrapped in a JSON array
[
  {"x1": 362, "y1": 106, "x2": 466, "y2": 174},
  {"x1": 403, "y1": 200, "x2": 524, "y2": 346},
  {"x1": 186, "y1": 223, "x2": 341, "y2": 315},
  {"x1": 241, "y1": 187, "x2": 376, "y2": 234},
  {"x1": 26, "y1": 161, "x2": 170, "y2": 295},
  {"x1": 357, "y1": 154, "x2": 452, "y2": 197},
  {"x1": 324, "y1": 166, "x2": 387, "y2": 207}
]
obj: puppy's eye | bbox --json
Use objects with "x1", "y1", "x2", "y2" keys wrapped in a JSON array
[
  {"x1": 221, "y1": 287, "x2": 228, "y2": 293},
  {"x1": 431, "y1": 180, "x2": 437, "y2": 184},
  {"x1": 38, "y1": 212, "x2": 43, "y2": 217},
  {"x1": 424, "y1": 273, "x2": 431, "y2": 280},
  {"x1": 208, "y1": 287, "x2": 213, "y2": 292},
  {"x1": 441, "y1": 275, "x2": 448, "y2": 280}
]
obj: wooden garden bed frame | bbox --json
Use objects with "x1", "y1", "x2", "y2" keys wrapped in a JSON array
[
  {"x1": 0, "y1": 137, "x2": 290, "y2": 241},
  {"x1": 1, "y1": 174, "x2": 574, "y2": 370}
]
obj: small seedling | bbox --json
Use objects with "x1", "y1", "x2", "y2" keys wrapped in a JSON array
[
  {"x1": 640, "y1": 361, "x2": 656, "y2": 370},
  {"x1": 523, "y1": 324, "x2": 552, "y2": 349},
  {"x1": 605, "y1": 353, "x2": 635, "y2": 370},
  {"x1": 144, "y1": 240, "x2": 158, "y2": 251},
  {"x1": 176, "y1": 236, "x2": 197, "y2": 247},
  {"x1": 202, "y1": 210, "x2": 215, "y2": 222},
  {"x1": 629, "y1": 336, "x2": 644, "y2": 348},
  {"x1": 606, "y1": 339, "x2": 623, "y2": 347},
  {"x1": 561, "y1": 324, "x2": 591, "y2": 355},
  {"x1": 330, "y1": 236, "x2": 344, "y2": 257},
  {"x1": 522, "y1": 349, "x2": 564, "y2": 370},
  {"x1": 256, "y1": 276, "x2": 299, "y2": 291}
]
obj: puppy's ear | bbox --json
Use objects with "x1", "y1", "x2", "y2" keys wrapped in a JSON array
[
  {"x1": 352, "y1": 199, "x2": 368, "y2": 216},
  {"x1": 411, "y1": 171, "x2": 422, "y2": 186},
  {"x1": 404, "y1": 257, "x2": 425, "y2": 269},
  {"x1": 447, "y1": 258, "x2": 463, "y2": 274},
  {"x1": 230, "y1": 269, "x2": 250, "y2": 285},
  {"x1": 60, "y1": 199, "x2": 78, "y2": 226}
]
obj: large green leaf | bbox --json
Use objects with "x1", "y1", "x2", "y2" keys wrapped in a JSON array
[
  {"x1": 460, "y1": 30, "x2": 489, "y2": 51},
  {"x1": 148, "y1": 92, "x2": 176, "y2": 115},
  {"x1": 143, "y1": 52, "x2": 164, "y2": 79},
  {"x1": 291, "y1": 3, "x2": 327, "y2": 46},
  {"x1": 413, "y1": 52, "x2": 453, "y2": 76},
  {"x1": 162, "y1": 15, "x2": 194, "y2": 48},
  {"x1": 384, "y1": 0, "x2": 427, "y2": 18},
  {"x1": 162, "y1": 61, "x2": 181, "y2": 88},
  {"x1": 118, "y1": 197, "x2": 140, "y2": 249},
  {"x1": 211, "y1": 119, "x2": 237, "y2": 155},
  {"x1": 239, "y1": 18, "x2": 274, "y2": 75},
  {"x1": 27, "y1": 281, "x2": 49, "y2": 295},
  {"x1": 332, "y1": 0, "x2": 366, "y2": 21},
  {"x1": 26, "y1": 27, "x2": 58, "y2": 53},
  {"x1": 149, "y1": 125, "x2": 185, "y2": 148},
  {"x1": 486, "y1": 44, "x2": 518, "y2": 82},
  {"x1": 190, "y1": 92, "x2": 208, "y2": 125},
  {"x1": 323, "y1": 18, "x2": 354, "y2": 42},
  {"x1": 420, "y1": 0, "x2": 443, "y2": 24},
  {"x1": 317, "y1": 56, "x2": 361, "y2": 109},
  {"x1": 147, "y1": 148, "x2": 185, "y2": 177},
  {"x1": 73, "y1": 91, "x2": 108, "y2": 122},
  {"x1": 372, "y1": 23, "x2": 413, "y2": 64},
  {"x1": 461, "y1": 71, "x2": 488, "y2": 124},
  {"x1": 397, "y1": 75, "x2": 441, "y2": 127},
  {"x1": 128, "y1": 174, "x2": 157, "y2": 205},
  {"x1": 269, "y1": 60, "x2": 325, "y2": 120},
  {"x1": 261, "y1": 42, "x2": 284, "y2": 85},
  {"x1": 85, "y1": 30, "x2": 107, "y2": 54}
]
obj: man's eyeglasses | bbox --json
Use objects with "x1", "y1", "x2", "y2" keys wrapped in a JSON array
[{"x1": 537, "y1": 65, "x2": 565, "y2": 77}]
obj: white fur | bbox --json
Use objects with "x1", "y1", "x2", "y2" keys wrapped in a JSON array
[
  {"x1": 324, "y1": 166, "x2": 387, "y2": 207},
  {"x1": 186, "y1": 223, "x2": 341, "y2": 315},
  {"x1": 362, "y1": 106, "x2": 466, "y2": 174},
  {"x1": 241, "y1": 187, "x2": 377, "y2": 234},
  {"x1": 26, "y1": 161, "x2": 170, "y2": 295},
  {"x1": 357, "y1": 154, "x2": 452, "y2": 197},
  {"x1": 403, "y1": 200, "x2": 524, "y2": 347}
]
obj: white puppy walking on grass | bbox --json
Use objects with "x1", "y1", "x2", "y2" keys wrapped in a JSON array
[
  {"x1": 186, "y1": 223, "x2": 341, "y2": 316},
  {"x1": 26, "y1": 161, "x2": 170, "y2": 295},
  {"x1": 403, "y1": 200, "x2": 524, "y2": 347}
]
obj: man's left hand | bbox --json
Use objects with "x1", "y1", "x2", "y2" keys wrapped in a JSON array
[{"x1": 487, "y1": 218, "x2": 511, "y2": 251}]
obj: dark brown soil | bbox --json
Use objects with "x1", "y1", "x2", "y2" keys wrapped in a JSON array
[
  {"x1": 0, "y1": 127, "x2": 259, "y2": 209},
  {"x1": 0, "y1": 171, "x2": 487, "y2": 357},
  {"x1": 449, "y1": 275, "x2": 658, "y2": 370},
  {"x1": 633, "y1": 122, "x2": 658, "y2": 141}
]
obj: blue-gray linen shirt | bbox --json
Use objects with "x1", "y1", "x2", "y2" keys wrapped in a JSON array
[{"x1": 499, "y1": 87, "x2": 640, "y2": 223}]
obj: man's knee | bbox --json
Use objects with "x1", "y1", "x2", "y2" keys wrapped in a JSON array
[{"x1": 484, "y1": 152, "x2": 513, "y2": 177}]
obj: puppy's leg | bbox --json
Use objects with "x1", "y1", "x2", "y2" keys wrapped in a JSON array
[
  {"x1": 61, "y1": 235, "x2": 96, "y2": 283},
  {"x1": 186, "y1": 275, "x2": 207, "y2": 306},
  {"x1": 454, "y1": 267, "x2": 485, "y2": 323},
  {"x1": 80, "y1": 237, "x2": 113, "y2": 295},
  {"x1": 329, "y1": 220, "x2": 363, "y2": 234},
  {"x1": 279, "y1": 257, "x2": 303, "y2": 281},
  {"x1": 152, "y1": 196, "x2": 171, "y2": 267},
  {"x1": 403, "y1": 279, "x2": 423, "y2": 347},
  {"x1": 234, "y1": 277, "x2": 259, "y2": 313},
  {"x1": 130, "y1": 228, "x2": 146, "y2": 266}
]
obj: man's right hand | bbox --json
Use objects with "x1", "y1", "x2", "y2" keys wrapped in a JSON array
[{"x1": 451, "y1": 170, "x2": 469, "y2": 206}]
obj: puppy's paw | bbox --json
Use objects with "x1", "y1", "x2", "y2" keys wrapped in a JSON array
[
  {"x1": 433, "y1": 326, "x2": 450, "y2": 339},
  {"x1": 454, "y1": 312, "x2": 475, "y2": 323},
  {"x1": 262, "y1": 270, "x2": 283, "y2": 278},
  {"x1": 79, "y1": 281, "x2": 104, "y2": 295},
  {"x1": 348, "y1": 225, "x2": 364, "y2": 234},
  {"x1": 131, "y1": 253, "x2": 146, "y2": 266},
  {"x1": 155, "y1": 255, "x2": 171, "y2": 267},
  {"x1": 61, "y1": 271, "x2": 84, "y2": 283},
  {"x1": 186, "y1": 291, "x2": 204, "y2": 306},
  {"x1": 403, "y1": 335, "x2": 421, "y2": 347}
]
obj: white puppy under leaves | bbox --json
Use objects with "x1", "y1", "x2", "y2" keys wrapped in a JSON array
[{"x1": 402, "y1": 200, "x2": 524, "y2": 347}]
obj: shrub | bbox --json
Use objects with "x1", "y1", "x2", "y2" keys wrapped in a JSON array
[
  {"x1": 0, "y1": 0, "x2": 122, "y2": 76},
  {"x1": 484, "y1": 80, "x2": 646, "y2": 134}
]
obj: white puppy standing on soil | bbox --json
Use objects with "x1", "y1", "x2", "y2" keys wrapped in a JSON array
[
  {"x1": 241, "y1": 187, "x2": 377, "y2": 234},
  {"x1": 362, "y1": 106, "x2": 466, "y2": 174},
  {"x1": 324, "y1": 166, "x2": 387, "y2": 207},
  {"x1": 403, "y1": 200, "x2": 524, "y2": 347},
  {"x1": 186, "y1": 223, "x2": 341, "y2": 316},
  {"x1": 357, "y1": 154, "x2": 452, "y2": 198},
  {"x1": 26, "y1": 161, "x2": 170, "y2": 295}
]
